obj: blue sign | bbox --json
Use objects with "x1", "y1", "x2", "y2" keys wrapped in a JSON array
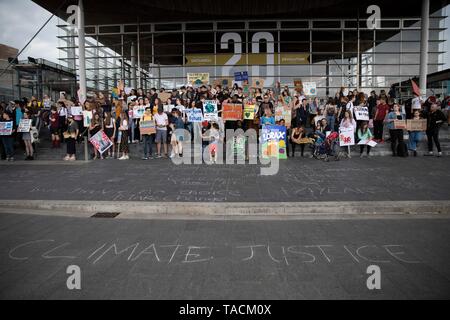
[
  {"x1": 242, "y1": 71, "x2": 249, "y2": 81},
  {"x1": 234, "y1": 72, "x2": 243, "y2": 82}
]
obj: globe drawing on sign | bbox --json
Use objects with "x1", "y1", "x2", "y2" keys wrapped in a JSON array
[
  {"x1": 310, "y1": 88, "x2": 316, "y2": 94},
  {"x1": 194, "y1": 79, "x2": 203, "y2": 86},
  {"x1": 204, "y1": 102, "x2": 215, "y2": 113}
]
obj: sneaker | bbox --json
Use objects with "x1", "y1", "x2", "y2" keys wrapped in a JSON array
[
  {"x1": 155, "y1": 154, "x2": 162, "y2": 159},
  {"x1": 69, "y1": 156, "x2": 76, "y2": 161},
  {"x1": 169, "y1": 153, "x2": 175, "y2": 159},
  {"x1": 118, "y1": 156, "x2": 126, "y2": 160},
  {"x1": 142, "y1": 157, "x2": 149, "y2": 160},
  {"x1": 360, "y1": 154, "x2": 364, "y2": 158},
  {"x1": 125, "y1": 155, "x2": 129, "y2": 160},
  {"x1": 424, "y1": 151, "x2": 434, "y2": 156},
  {"x1": 9, "y1": 157, "x2": 14, "y2": 162},
  {"x1": 64, "y1": 155, "x2": 70, "y2": 161},
  {"x1": 437, "y1": 152, "x2": 442, "y2": 157}
]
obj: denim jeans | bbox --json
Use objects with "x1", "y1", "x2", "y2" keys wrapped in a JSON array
[
  {"x1": 326, "y1": 115, "x2": 335, "y2": 132},
  {"x1": 1, "y1": 136, "x2": 14, "y2": 157},
  {"x1": 143, "y1": 134, "x2": 154, "y2": 157},
  {"x1": 408, "y1": 131, "x2": 423, "y2": 151}
]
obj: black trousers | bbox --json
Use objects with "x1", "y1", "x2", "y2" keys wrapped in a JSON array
[
  {"x1": 66, "y1": 137, "x2": 76, "y2": 155},
  {"x1": 374, "y1": 120, "x2": 384, "y2": 140},
  {"x1": 359, "y1": 145, "x2": 372, "y2": 154},
  {"x1": 389, "y1": 129, "x2": 404, "y2": 155},
  {"x1": 426, "y1": 128, "x2": 441, "y2": 152},
  {"x1": 291, "y1": 143, "x2": 305, "y2": 156}
]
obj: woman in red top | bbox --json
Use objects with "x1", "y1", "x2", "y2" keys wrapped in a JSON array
[
  {"x1": 373, "y1": 97, "x2": 390, "y2": 142},
  {"x1": 49, "y1": 106, "x2": 60, "y2": 148}
]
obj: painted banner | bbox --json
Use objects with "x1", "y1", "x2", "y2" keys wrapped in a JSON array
[
  {"x1": 244, "y1": 104, "x2": 256, "y2": 120},
  {"x1": 222, "y1": 103, "x2": 243, "y2": 121},
  {"x1": 275, "y1": 104, "x2": 292, "y2": 128},
  {"x1": 187, "y1": 73, "x2": 209, "y2": 87},
  {"x1": 18, "y1": 119, "x2": 32, "y2": 133},
  {"x1": 83, "y1": 111, "x2": 93, "y2": 127},
  {"x1": 252, "y1": 78, "x2": 264, "y2": 89},
  {"x1": 70, "y1": 106, "x2": 83, "y2": 117},
  {"x1": 406, "y1": 119, "x2": 427, "y2": 131},
  {"x1": 89, "y1": 130, "x2": 113, "y2": 155},
  {"x1": 163, "y1": 104, "x2": 175, "y2": 113},
  {"x1": 355, "y1": 106, "x2": 370, "y2": 121},
  {"x1": 303, "y1": 82, "x2": 317, "y2": 96},
  {"x1": 140, "y1": 120, "x2": 156, "y2": 135},
  {"x1": 339, "y1": 126, "x2": 355, "y2": 146},
  {"x1": 0, "y1": 121, "x2": 13, "y2": 135},
  {"x1": 203, "y1": 100, "x2": 218, "y2": 122},
  {"x1": 261, "y1": 125, "x2": 287, "y2": 159},
  {"x1": 185, "y1": 109, "x2": 204, "y2": 123}
]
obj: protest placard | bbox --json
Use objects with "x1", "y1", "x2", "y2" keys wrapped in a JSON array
[
  {"x1": 163, "y1": 104, "x2": 175, "y2": 113},
  {"x1": 252, "y1": 78, "x2": 264, "y2": 89},
  {"x1": 140, "y1": 120, "x2": 156, "y2": 135},
  {"x1": 70, "y1": 106, "x2": 83, "y2": 117},
  {"x1": 0, "y1": 121, "x2": 13, "y2": 135},
  {"x1": 275, "y1": 104, "x2": 292, "y2": 128},
  {"x1": 222, "y1": 103, "x2": 243, "y2": 121},
  {"x1": 203, "y1": 100, "x2": 218, "y2": 122},
  {"x1": 303, "y1": 82, "x2": 317, "y2": 96},
  {"x1": 261, "y1": 125, "x2": 287, "y2": 159},
  {"x1": 158, "y1": 92, "x2": 171, "y2": 103},
  {"x1": 187, "y1": 73, "x2": 209, "y2": 87},
  {"x1": 213, "y1": 77, "x2": 233, "y2": 88},
  {"x1": 18, "y1": 119, "x2": 32, "y2": 133},
  {"x1": 294, "y1": 79, "x2": 303, "y2": 93},
  {"x1": 354, "y1": 106, "x2": 370, "y2": 121},
  {"x1": 83, "y1": 111, "x2": 93, "y2": 127},
  {"x1": 244, "y1": 104, "x2": 256, "y2": 120},
  {"x1": 133, "y1": 106, "x2": 145, "y2": 119},
  {"x1": 394, "y1": 120, "x2": 407, "y2": 130},
  {"x1": 358, "y1": 139, "x2": 377, "y2": 147},
  {"x1": 339, "y1": 126, "x2": 355, "y2": 146},
  {"x1": 185, "y1": 109, "x2": 204, "y2": 122},
  {"x1": 89, "y1": 130, "x2": 113, "y2": 154},
  {"x1": 406, "y1": 119, "x2": 427, "y2": 131}
]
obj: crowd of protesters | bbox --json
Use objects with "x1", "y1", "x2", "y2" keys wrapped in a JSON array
[{"x1": 1, "y1": 81, "x2": 449, "y2": 162}]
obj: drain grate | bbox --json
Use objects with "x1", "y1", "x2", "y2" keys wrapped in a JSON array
[{"x1": 91, "y1": 212, "x2": 121, "y2": 218}]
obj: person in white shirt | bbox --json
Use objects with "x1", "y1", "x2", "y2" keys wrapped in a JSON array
[
  {"x1": 411, "y1": 93, "x2": 423, "y2": 111},
  {"x1": 154, "y1": 107, "x2": 169, "y2": 158}
]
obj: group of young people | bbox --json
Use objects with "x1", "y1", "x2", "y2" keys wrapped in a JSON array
[{"x1": 0, "y1": 82, "x2": 449, "y2": 162}]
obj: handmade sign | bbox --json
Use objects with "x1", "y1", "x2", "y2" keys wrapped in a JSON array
[
  {"x1": 70, "y1": 106, "x2": 83, "y2": 117},
  {"x1": 163, "y1": 104, "x2": 175, "y2": 113},
  {"x1": 158, "y1": 92, "x2": 171, "y2": 103},
  {"x1": 244, "y1": 104, "x2": 256, "y2": 120},
  {"x1": 358, "y1": 139, "x2": 377, "y2": 147},
  {"x1": 89, "y1": 130, "x2": 113, "y2": 154},
  {"x1": 203, "y1": 100, "x2": 218, "y2": 122},
  {"x1": 354, "y1": 106, "x2": 370, "y2": 121},
  {"x1": 133, "y1": 106, "x2": 145, "y2": 119},
  {"x1": 303, "y1": 82, "x2": 317, "y2": 96},
  {"x1": 294, "y1": 79, "x2": 303, "y2": 93},
  {"x1": 261, "y1": 125, "x2": 287, "y2": 159},
  {"x1": 0, "y1": 121, "x2": 13, "y2": 135},
  {"x1": 140, "y1": 120, "x2": 156, "y2": 135},
  {"x1": 18, "y1": 119, "x2": 32, "y2": 133},
  {"x1": 394, "y1": 120, "x2": 407, "y2": 130},
  {"x1": 406, "y1": 119, "x2": 427, "y2": 131},
  {"x1": 83, "y1": 111, "x2": 93, "y2": 127},
  {"x1": 213, "y1": 77, "x2": 233, "y2": 88},
  {"x1": 185, "y1": 109, "x2": 204, "y2": 123},
  {"x1": 252, "y1": 78, "x2": 264, "y2": 89},
  {"x1": 275, "y1": 104, "x2": 292, "y2": 128},
  {"x1": 339, "y1": 126, "x2": 355, "y2": 147},
  {"x1": 187, "y1": 73, "x2": 209, "y2": 87},
  {"x1": 222, "y1": 103, "x2": 243, "y2": 121}
]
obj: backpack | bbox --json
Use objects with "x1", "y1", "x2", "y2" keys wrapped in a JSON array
[{"x1": 397, "y1": 142, "x2": 409, "y2": 157}]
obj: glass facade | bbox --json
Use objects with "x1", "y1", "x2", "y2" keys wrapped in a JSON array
[{"x1": 57, "y1": 8, "x2": 447, "y2": 98}]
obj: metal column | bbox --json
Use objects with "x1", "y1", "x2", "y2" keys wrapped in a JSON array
[
  {"x1": 419, "y1": 0, "x2": 430, "y2": 97},
  {"x1": 131, "y1": 42, "x2": 137, "y2": 89},
  {"x1": 77, "y1": 0, "x2": 87, "y2": 103}
]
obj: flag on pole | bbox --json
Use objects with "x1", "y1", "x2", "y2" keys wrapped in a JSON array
[{"x1": 411, "y1": 79, "x2": 421, "y2": 97}]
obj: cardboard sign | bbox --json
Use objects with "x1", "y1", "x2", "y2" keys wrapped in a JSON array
[
  {"x1": 213, "y1": 77, "x2": 233, "y2": 88},
  {"x1": 354, "y1": 106, "x2": 370, "y2": 121},
  {"x1": 83, "y1": 111, "x2": 93, "y2": 127},
  {"x1": 163, "y1": 104, "x2": 175, "y2": 113},
  {"x1": 0, "y1": 121, "x2": 13, "y2": 135},
  {"x1": 261, "y1": 125, "x2": 287, "y2": 159},
  {"x1": 140, "y1": 120, "x2": 156, "y2": 135},
  {"x1": 187, "y1": 73, "x2": 209, "y2": 87},
  {"x1": 406, "y1": 119, "x2": 427, "y2": 131},
  {"x1": 185, "y1": 109, "x2": 204, "y2": 123},
  {"x1": 252, "y1": 78, "x2": 264, "y2": 89},
  {"x1": 203, "y1": 100, "x2": 218, "y2": 122},
  {"x1": 394, "y1": 120, "x2": 407, "y2": 130},
  {"x1": 70, "y1": 106, "x2": 83, "y2": 117},
  {"x1": 89, "y1": 130, "x2": 113, "y2": 154},
  {"x1": 294, "y1": 79, "x2": 303, "y2": 93},
  {"x1": 18, "y1": 119, "x2": 32, "y2": 133},
  {"x1": 358, "y1": 139, "x2": 377, "y2": 147},
  {"x1": 339, "y1": 126, "x2": 355, "y2": 146},
  {"x1": 275, "y1": 104, "x2": 292, "y2": 128},
  {"x1": 222, "y1": 103, "x2": 243, "y2": 121},
  {"x1": 244, "y1": 104, "x2": 256, "y2": 120},
  {"x1": 158, "y1": 92, "x2": 171, "y2": 103},
  {"x1": 303, "y1": 82, "x2": 317, "y2": 96},
  {"x1": 132, "y1": 106, "x2": 145, "y2": 119}
]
